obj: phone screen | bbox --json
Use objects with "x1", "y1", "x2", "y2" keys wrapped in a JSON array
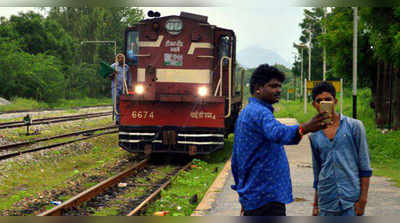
[{"x1": 320, "y1": 101, "x2": 333, "y2": 123}]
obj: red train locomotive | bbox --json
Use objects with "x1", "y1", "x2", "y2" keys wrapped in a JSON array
[{"x1": 119, "y1": 11, "x2": 243, "y2": 155}]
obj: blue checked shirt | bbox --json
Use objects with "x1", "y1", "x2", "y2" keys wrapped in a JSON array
[
  {"x1": 309, "y1": 114, "x2": 373, "y2": 212},
  {"x1": 231, "y1": 97, "x2": 301, "y2": 211},
  {"x1": 111, "y1": 63, "x2": 131, "y2": 91}
]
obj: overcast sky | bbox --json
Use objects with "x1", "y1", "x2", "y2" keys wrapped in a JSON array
[{"x1": 0, "y1": 5, "x2": 306, "y2": 65}]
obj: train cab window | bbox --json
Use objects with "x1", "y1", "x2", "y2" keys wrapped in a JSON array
[
  {"x1": 127, "y1": 31, "x2": 139, "y2": 65},
  {"x1": 218, "y1": 36, "x2": 231, "y2": 65}
]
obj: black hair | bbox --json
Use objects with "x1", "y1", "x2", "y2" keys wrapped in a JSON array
[
  {"x1": 312, "y1": 81, "x2": 336, "y2": 101},
  {"x1": 249, "y1": 64, "x2": 286, "y2": 94}
]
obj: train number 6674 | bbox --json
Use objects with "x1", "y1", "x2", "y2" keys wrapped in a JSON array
[{"x1": 132, "y1": 111, "x2": 154, "y2": 119}]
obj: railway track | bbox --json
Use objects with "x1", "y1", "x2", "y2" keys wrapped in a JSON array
[
  {"x1": 0, "y1": 111, "x2": 112, "y2": 130},
  {"x1": 0, "y1": 105, "x2": 112, "y2": 115},
  {"x1": 38, "y1": 159, "x2": 192, "y2": 216},
  {"x1": 0, "y1": 126, "x2": 118, "y2": 161}
]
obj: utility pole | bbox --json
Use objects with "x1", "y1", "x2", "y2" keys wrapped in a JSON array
[
  {"x1": 304, "y1": 13, "x2": 316, "y2": 81},
  {"x1": 300, "y1": 47, "x2": 304, "y2": 96},
  {"x1": 352, "y1": 7, "x2": 358, "y2": 119},
  {"x1": 308, "y1": 29, "x2": 312, "y2": 81},
  {"x1": 294, "y1": 43, "x2": 306, "y2": 97},
  {"x1": 323, "y1": 8, "x2": 327, "y2": 80}
]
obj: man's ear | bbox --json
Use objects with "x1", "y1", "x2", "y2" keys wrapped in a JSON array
[
  {"x1": 312, "y1": 101, "x2": 318, "y2": 109},
  {"x1": 334, "y1": 97, "x2": 338, "y2": 105},
  {"x1": 254, "y1": 84, "x2": 261, "y2": 94}
]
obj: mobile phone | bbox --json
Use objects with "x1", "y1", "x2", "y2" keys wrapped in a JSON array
[{"x1": 320, "y1": 101, "x2": 333, "y2": 123}]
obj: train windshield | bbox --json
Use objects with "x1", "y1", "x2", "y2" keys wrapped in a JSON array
[
  {"x1": 127, "y1": 31, "x2": 139, "y2": 65},
  {"x1": 219, "y1": 36, "x2": 231, "y2": 59}
]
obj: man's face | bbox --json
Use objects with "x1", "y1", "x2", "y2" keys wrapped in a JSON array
[
  {"x1": 257, "y1": 78, "x2": 282, "y2": 104},
  {"x1": 118, "y1": 55, "x2": 124, "y2": 64},
  {"x1": 312, "y1": 91, "x2": 337, "y2": 112}
]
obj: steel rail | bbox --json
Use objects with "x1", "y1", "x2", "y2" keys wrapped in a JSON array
[
  {"x1": 38, "y1": 159, "x2": 149, "y2": 216},
  {"x1": 0, "y1": 112, "x2": 112, "y2": 129},
  {"x1": 0, "y1": 125, "x2": 117, "y2": 152},
  {"x1": 0, "y1": 112, "x2": 112, "y2": 126},
  {"x1": 126, "y1": 161, "x2": 193, "y2": 216},
  {"x1": 0, "y1": 130, "x2": 118, "y2": 161}
]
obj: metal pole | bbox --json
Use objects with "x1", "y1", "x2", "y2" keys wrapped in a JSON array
[
  {"x1": 304, "y1": 78, "x2": 307, "y2": 114},
  {"x1": 340, "y1": 78, "x2": 343, "y2": 114},
  {"x1": 301, "y1": 47, "x2": 304, "y2": 96},
  {"x1": 308, "y1": 30, "x2": 312, "y2": 81},
  {"x1": 114, "y1": 41, "x2": 117, "y2": 57},
  {"x1": 323, "y1": 8, "x2": 327, "y2": 81},
  {"x1": 353, "y1": 7, "x2": 358, "y2": 119}
]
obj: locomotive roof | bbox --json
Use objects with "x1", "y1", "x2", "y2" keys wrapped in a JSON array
[
  {"x1": 138, "y1": 11, "x2": 234, "y2": 34},
  {"x1": 141, "y1": 11, "x2": 208, "y2": 23}
]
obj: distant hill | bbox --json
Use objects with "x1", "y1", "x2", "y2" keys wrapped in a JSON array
[{"x1": 237, "y1": 46, "x2": 290, "y2": 69}]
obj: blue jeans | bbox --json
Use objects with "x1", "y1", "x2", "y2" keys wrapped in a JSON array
[
  {"x1": 319, "y1": 207, "x2": 356, "y2": 216},
  {"x1": 112, "y1": 88, "x2": 122, "y2": 123}
]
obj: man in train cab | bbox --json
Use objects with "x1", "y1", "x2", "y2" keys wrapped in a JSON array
[
  {"x1": 309, "y1": 82, "x2": 372, "y2": 216},
  {"x1": 110, "y1": 53, "x2": 131, "y2": 124},
  {"x1": 127, "y1": 41, "x2": 138, "y2": 65},
  {"x1": 231, "y1": 63, "x2": 329, "y2": 216}
]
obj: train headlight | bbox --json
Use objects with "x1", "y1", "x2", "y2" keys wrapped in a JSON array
[
  {"x1": 135, "y1": 84, "x2": 145, "y2": 95},
  {"x1": 198, "y1": 86, "x2": 208, "y2": 97}
]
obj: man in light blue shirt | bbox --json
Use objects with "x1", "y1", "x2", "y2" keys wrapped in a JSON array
[
  {"x1": 309, "y1": 82, "x2": 372, "y2": 216},
  {"x1": 110, "y1": 54, "x2": 131, "y2": 124}
]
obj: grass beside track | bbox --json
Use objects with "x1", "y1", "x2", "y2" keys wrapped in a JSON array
[
  {"x1": 0, "y1": 133, "x2": 131, "y2": 214},
  {"x1": 0, "y1": 97, "x2": 111, "y2": 113},
  {"x1": 0, "y1": 117, "x2": 124, "y2": 214},
  {"x1": 144, "y1": 135, "x2": 233, "y2": 216}
]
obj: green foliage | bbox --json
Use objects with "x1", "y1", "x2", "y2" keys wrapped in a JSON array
[
  {"x1": 0, "y1": 38, "x2": 64, "y2": 103},
  {"x1": 292, "y1": 8, "x2": 325, "y2": 81},
  {"x1": 360, "y1": 7, "x2": 400, "y2": 67},
  {"x1": 0, "y1": 8, "x2": 144, "y2": 103},
  {"x1": 316, "y1": 7, "x2": 376, "y2": 88}
]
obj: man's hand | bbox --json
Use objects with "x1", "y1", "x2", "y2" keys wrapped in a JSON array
[
  {"x1": 354, "y1": 199, "x2": 367, "y2": 216},
  {"x1": 312, "y1": 206, "x2": 319, "y2": 216},
  {"x1": 109, "y1": 71, "x2": 117, "y2": 80},
  {"x1": 301, "y1": 112, "x2": 330, "y2": 134}
]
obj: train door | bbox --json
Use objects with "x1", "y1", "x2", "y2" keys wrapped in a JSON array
[{"x1": 213, "y1": 31, "x2": 235, "y2": 98}]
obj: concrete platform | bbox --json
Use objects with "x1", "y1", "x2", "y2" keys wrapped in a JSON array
[{"x1": 193, "y1": 118, "x2": 400, "y2": 216}]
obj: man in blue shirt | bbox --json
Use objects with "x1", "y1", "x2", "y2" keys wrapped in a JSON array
[
  {"x1": 309, "y1": 82, "x2": 372, "y2": 216},
  {"x1": 231, "y1": 64, "x2": 329, "y2": 216},
  {"x1": 110, "y1": 54, "x2": 131, "y2": 124}
]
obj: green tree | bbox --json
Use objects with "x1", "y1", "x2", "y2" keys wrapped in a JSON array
[
  {"x1": 0, "y1": 37, "x2": 64, "y2": 102},
  {"x1": 294, "y1": 8, "x2": 324, "y2": 82}
]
